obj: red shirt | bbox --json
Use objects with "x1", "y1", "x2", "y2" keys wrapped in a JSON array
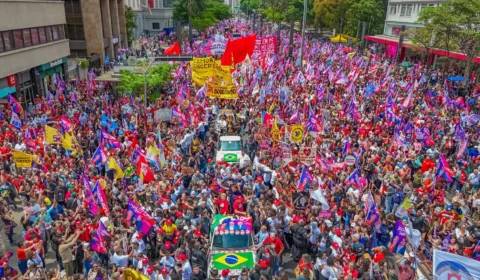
[
  {"x1": 262, "y1": 236, "x2": 284, "y2": 255},
  {"x1": 233, "y1": 200, "x2": 245, "y2": 213},
  {"x1": 343, "y1": 266, "x2": 359, "y2": 278},
  {"x1": 214, "y1": 199, "x2": 230, "y2": 215}
]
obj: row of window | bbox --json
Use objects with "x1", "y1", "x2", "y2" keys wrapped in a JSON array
[
  {"x1": 389, "y1": 3, "x2": 437, "y2": 17},
  {"x1": 0, "y1": 25, "x2": 66, "y2": 53}
]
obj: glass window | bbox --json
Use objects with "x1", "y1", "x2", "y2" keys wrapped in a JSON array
[
  {"x1": 0, "y1": 36, "x2": 4, "y2": 53},
  {"x1": 31, "y1": 28, "x2": 39, "y2": 45},
  {"x1": 39, "y1": 27, "x2": 46, "y2": 44},
  {"x1": 389, "y1": 5, "x2": 396, "y2": 15},
  {"x1": 163, "y1": 0, "x2": 176, "y2": 8},
  {"x1": 406, "y1": 4, "x2": 413, "y2": 16},
  {"x1": 152, "y1": 22, "x2": 160, "y2": 30},
  {"x1": 400, "y1": 4, "x2": 406, "y2": 16},
  {"x1": 13, "y1": 30, "x2": 23, "y2": 49},
  {"x1": 58, "y1": 25, "x2": 65, "y2": 39},
  {"x1": 154, "y1": 0, "x2": 161, "y2": 8},
  {"x1": 52, "y1": 26, "x2": 59, "y2": 41},
  {"x1": 23, "y1": 29, "x2": 32, "y2": 47},
  {"x1": 46, "y1": 26, "x2": 53, "y2": 42},
  {"x1": 2, "y1": 32, "x2": 12, "y2": 51}
]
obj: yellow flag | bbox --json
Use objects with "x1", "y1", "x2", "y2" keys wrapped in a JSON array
[
  {"x1": 62, "y1": 132, "x2": 74, "y2": 150},
  {"x1": 290, "y1": 124, "x2": 304, "y2": 143},
  {"x1": 107, "y1": 157, "x2": 124, "y2": 179},
  {"x1": 71, "y1": 134, "x2": 83, "y2": 156},
  {"x1": 12, "y1": 150, "x2": 33, "y2": 168},
  {"x1": 45, "y1": 125, "x2": 62, "y2": 144},
  {"x1": 271, "y1": 118, "x2": 281, "y2": 142},
  {"x1": 401, "y1": 197, "x2": 413, "y2": 210}
]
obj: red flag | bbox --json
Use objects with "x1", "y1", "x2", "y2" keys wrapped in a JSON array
[
  {"x1": 148, "y1": 0, "x2": 154, "y2": 8},
  {"x1": 263, "y1": 112, "x2": 273, "y2": 129},
  {"x1": 137, "y1": 155, "x2": 155, "y2": 183},
  {"x1": 164, "y1": 41, "x2": 181, "y2": 55},
  {"x1": 221, "y1": 34, "x2": 257, "y2": 66}
]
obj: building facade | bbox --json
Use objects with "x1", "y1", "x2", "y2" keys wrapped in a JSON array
[
  {"x1": 64, "y1": 0, "x2": 128, "y2": 66},
  {"x1": 0, "y1": 0, "x2": 70, "y2": 103},
  {"x1": 126, "y1": 0, "x2": 176, "y2": 36},
  {"x1": 384, "y1": 0, "x2": 444, "y2": 36}
]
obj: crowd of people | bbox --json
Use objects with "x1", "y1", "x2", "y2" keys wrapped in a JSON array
[{"x1": 0, "y1": 18, "x2": 479, "y2": 280}]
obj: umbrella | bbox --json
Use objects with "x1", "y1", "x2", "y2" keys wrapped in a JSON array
[{"x1": 399, "y1": 61, "x2": 413, "y2": 68}]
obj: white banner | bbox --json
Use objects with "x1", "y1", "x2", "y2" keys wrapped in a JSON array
[
  {"x1": 310, "y1": 189, "x2": 330, "y2": 210},
  {"x1": 433, "y1": 249, "x2": 480, "y2": 280}
]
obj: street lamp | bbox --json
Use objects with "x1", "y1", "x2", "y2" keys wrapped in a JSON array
[
  {"x1": 143, "y1": 58, "x2": 155, "y2": 107},
  {"x1": 299, "y1": 0, "x2": 307, "y2": 66}
]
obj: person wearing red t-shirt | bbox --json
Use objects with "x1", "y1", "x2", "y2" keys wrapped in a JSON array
[
  {"x1": 214, "y1": 193, "x2": 230, "y2": 215},
  {"x1": 4, "y1": 128, "x2": 15, "y2": 142},
  {"x1": 257, "y1": 233, "x2": 284, "y2": 275},
  {"x1": 343, "y1": 261, "x2": 359, "y2": 278},
  {"x1": 0, "y1": 141, "x2": 11, "y2": 161},
  {"x1": 232, "y1": 195, "x2": 246, "y2": 216}
]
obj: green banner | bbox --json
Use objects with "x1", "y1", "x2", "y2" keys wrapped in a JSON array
[
  {"x1": 212, "y1": 252, "x2": 255, "y2": 270},
  {"x1": 224, "y1": 153, "x2": 238, "y2": 162}
]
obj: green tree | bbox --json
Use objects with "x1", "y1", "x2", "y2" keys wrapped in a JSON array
[
  {"x1": 240, "y1": 0, "x2": 260, "y2": 14},
  {"x1": 344, "y1": 0, "x2": 384, "y2": 37},
  {"x1": 125, "y1": 6, "x2": 137, "y2": 44},
  {"x1": 116, "y1": 64, "x2": 176, "y2": 100},
  {"x1": 417, "y1": 0, "x2": 480, "y2": 86},
  {"x1": 314, "y1": 0, "x2": 351, "y2": 33}
]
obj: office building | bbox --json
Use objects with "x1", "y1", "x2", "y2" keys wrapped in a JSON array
[
  {"x1": 64, "y1": 0, "x2": 128, "y2": 66},
  {"x1": 125, "y1": 0, "x2": 176, "y2": 36},
  {"x1": 0, "y1": 0, "x2": 70, "y2": 102}
]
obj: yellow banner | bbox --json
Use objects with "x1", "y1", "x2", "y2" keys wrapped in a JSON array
[
  {"x1": 45, "y1": 125, "x2": 62, "y2": 144},
  {"x1": 12, "y1": 150, "x2": 33, "y2": 168},
  {"x1": 290, "y1": 124, "x2": 304, "y2": 143},
  {"x1": 191, "y1": 57, "x2": 232, "y2": 86},
  {"x1": 206, "y1": 83, "x2": 239, "y2": 99}
]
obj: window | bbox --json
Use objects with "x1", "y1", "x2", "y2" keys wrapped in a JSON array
[
  {"x1": 154, "y1": 0, "x2": 161, "y2": 8},
  {"x1": 3, "y1": 32, "x2": 12, "y2": 51},
  {"x1": 46, "y1": 26, "x2": 53, "y2": 42},
  {"x1": 52, "y1": 25, "x2": 59, "y2": 41},
  {"x1": 31, "y1": 28, "x2": 39, "y2": 45},
  {"x1": 406, "y1": 4, "x2": 413, "y2": 16},
  {"x1": 39, "y1": 27, "x2": 46, "y2": 44},
  {"x1": 22, "y1": 29, "x2": 32, "y2": 47},
  {"x1": 400, "y1": 4, "x2": 406, "y2": 16},
  {"x1": 389, "y1": 5, "x2": 397, "y2": 15},
  {"x1": 0, "y1": 36, "x2": 4, "y2": 53},
  {"x1": 13, "y1": 30, "x2": 23, "y2": 49},
  {"x1": 163, "y1": 0, "x2": 176, "y2": 8},
  {"x1": 152, "y1": 22, "x2": 160, "y2": 30},
  {"x1": 58, "y1": 25, "x2": 65, "y2": 39}
]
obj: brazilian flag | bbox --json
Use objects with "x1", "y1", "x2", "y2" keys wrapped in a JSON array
[
  {"x1": 224, "y1": 154, "x2": 238, "y2": 162},
  {"x1": 213, "y1": 252, "x2": 255, "y2": 270}
]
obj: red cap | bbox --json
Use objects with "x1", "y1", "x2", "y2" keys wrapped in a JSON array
[
  {"x1": 157, "y1": 228, "x2": 165, "y2": 233},
  {"x1": 273, "y1": 199, "x2": 281, "y2": 206},
  {"x1": 166, "y1": 218, "x2": 172, "y2": 224},
  {"x1": 142, "y1": 257, "x2": 148, "y2": 264},
  {"x1": 136, "y1": 233, "x2": 143, "y2": 239},
  {"x1": 161, "y1": 268, "x2": 168, "y2": 274},
  {"x1": 335, "y1": 229, "x2": 342, "y2": 237},
  {"x1": 332, "y1": 242, "x2": 339, "y2": 249},
  {"x1": 165, "y1": 243, "x2": 171, "y2": 250},
  {"x1": 147, "y1": 267, "x2": 154, "y2": 274},
  {"x1": 464, "y1": 248, "x2": 473, "y2": 256},
  {"x1": 176, "y1": 212, "x2": 183, "y2": 218},
  {"x1": 292, "y1": 216, "x2": 300, "y2": 223},
  {"x1": 259, "y1": 260, "x2": 268, "y2": 269},
  {"x1": 221, "y1": 269, "x2": 230, "y2": 277},
  {"x1": 177, "y1": 254, "x2": 187, "y2": 261},
  {"x1": 183, "y1": 204, "x2": 188, "y2": 210},
  {"x1": 194, "y1": 230, "x2": 202, "y2": 237}
]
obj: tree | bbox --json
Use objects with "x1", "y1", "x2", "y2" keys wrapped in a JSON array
[
  {"x1": 125, "y1": 6, "x2": 137, "y2": 45},
  {"x1": 240, "y1": 0, "x2": 260, "y2": 14},
  {"x1": 116, "y1": 64, "x2": 176, "y2": 100},
  {"x1": 417, "y1": 0, "x2": 480, "y2": 86},
  {"x1": 344, "y1": 0, "x2": 384, "y2": 37},
  {"x1": 314, "y1": 0, "x2": 351, "y2": 33},
  {"x1": 173, "y1": 0, "x2": 231, "y2": 37}
]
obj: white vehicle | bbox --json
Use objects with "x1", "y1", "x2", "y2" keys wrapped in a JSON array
[{"x1": 215, "y1": 135, "x2": 242, "y2": 164}]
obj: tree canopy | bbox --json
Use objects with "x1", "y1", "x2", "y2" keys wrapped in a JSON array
[
  {"x1": 173, "y1": 0, "x2": 232, "y2": 32},
  {"x1": 125, "y1": 6, "x2": 137, "y2": 43},
  {"x1": 116, "y1": 64, "x2": 176, "y2": 98}
]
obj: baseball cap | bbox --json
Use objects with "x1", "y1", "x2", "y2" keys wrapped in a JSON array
[
  {"x1": 161, "y1": 268, "x2": 168, "y2": 274},
  {"x1": 147, "y1": 267, "x2": 154, "y2": 274},
  {"x1": 332, "y1": 242, "x2": 339, "y2": 249},
  {"x1": 142, "y1": 257, "x2": 148, "y2": 264},
  {"x1": 446, "y1": 205, "x2": 453, "y2": 211},
  {"x1": 165, "y1": 243, "x2": 171, "y2": 250},
  {"x1": 221, "y1": 269, "x2": 230, "y2": 277},
  {"x1": 177, "y1": 254, "x2": 187, "y2": 261}
]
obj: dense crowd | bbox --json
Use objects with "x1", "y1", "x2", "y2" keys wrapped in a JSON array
[{"x1": 0, "y1": 19, "x2": 479, "y2": 280}]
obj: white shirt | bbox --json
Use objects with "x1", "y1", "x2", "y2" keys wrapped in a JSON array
[
  {"x1": 14, "y1": 143, "x2": 26, "y2": 151},
  {"x1": 238, "y1": 153, "x2": 251, "y2": 169}
]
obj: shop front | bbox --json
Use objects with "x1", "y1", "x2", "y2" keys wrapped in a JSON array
[
  {"x1": 0, "y1": 75, "x2": 17, "y2": 105},
  {"x1": 35, "y1": 57, "x2": 67, "y2": 96}
]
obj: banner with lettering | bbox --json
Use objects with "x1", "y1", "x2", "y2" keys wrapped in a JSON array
[
  {"x1": 252, "y1": 36, "x2": 277, "y2": 60},
  {"x1": 12, "y1": 150, "x2": 33, "y2": 168},
  {"x1": 202, "y1": 41, "x2": 227, "y2": 56},
  {"x1": 190, "y1": 57, "x2": 232, "y2": 86},
  {"x1": 298, "y1": 146, "x2": 316, "y2": 166},
  {"x1": 206, "y1": 83, "x2": 239, "y2": 99}
]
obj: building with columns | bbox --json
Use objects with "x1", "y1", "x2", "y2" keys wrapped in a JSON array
[
  {"x1": 125, "y1": 0, "x2": 177, "y2": 36},
  {"x1": 64, "y1": 0, "x2": 128, "y2": 66}
]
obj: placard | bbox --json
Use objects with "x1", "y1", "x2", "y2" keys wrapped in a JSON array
[
  {"x1": 345, "y1": 155, "x2": 356, "y2": 166},
  {"x1": 298, "y1": 146, "x2": 316, "y2": 166},
  {"x1": 252, "y1": 36, "x2": 277, "y2": 60},
  {"x1": 154, "y1": 108, "x2": 172, "y2": 122},
  {"x1": 318, "y1": 210, "x2": 332, "y2": 220},
  {"x1": 206, "y1": 83, "x2": 239, "y2": 99}
]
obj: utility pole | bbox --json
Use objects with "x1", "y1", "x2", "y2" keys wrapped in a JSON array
[
  {"x1": 299, "y1": 0, "x2": 307, "y2": 66},
  {"x1": 360, "y1": 21, "x2": 367, "y2": 54},
  {"x1": 288, "y1": 18, "x2": 294, "y2": 57},
  {"x1": 395, "y1": 25, "x2": 406, "y2": 64}
]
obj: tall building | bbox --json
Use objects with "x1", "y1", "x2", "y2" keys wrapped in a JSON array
[
  {"x1": 0, "y1": 0, "x2": 70, "y2": 102},
  {"x1": 383, "y1": 1, "x2": 443, "y2": 36},
  {"x1": 126, "y1": 0, "x2": 177, "y2": 36},
  {"x1": 64, "y1": 0, "x2": 128, "y2": 66}
]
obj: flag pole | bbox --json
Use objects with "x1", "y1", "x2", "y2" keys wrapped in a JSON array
[{"x1": 299, "y1": 0, "x2": 307, "y2": 67}]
